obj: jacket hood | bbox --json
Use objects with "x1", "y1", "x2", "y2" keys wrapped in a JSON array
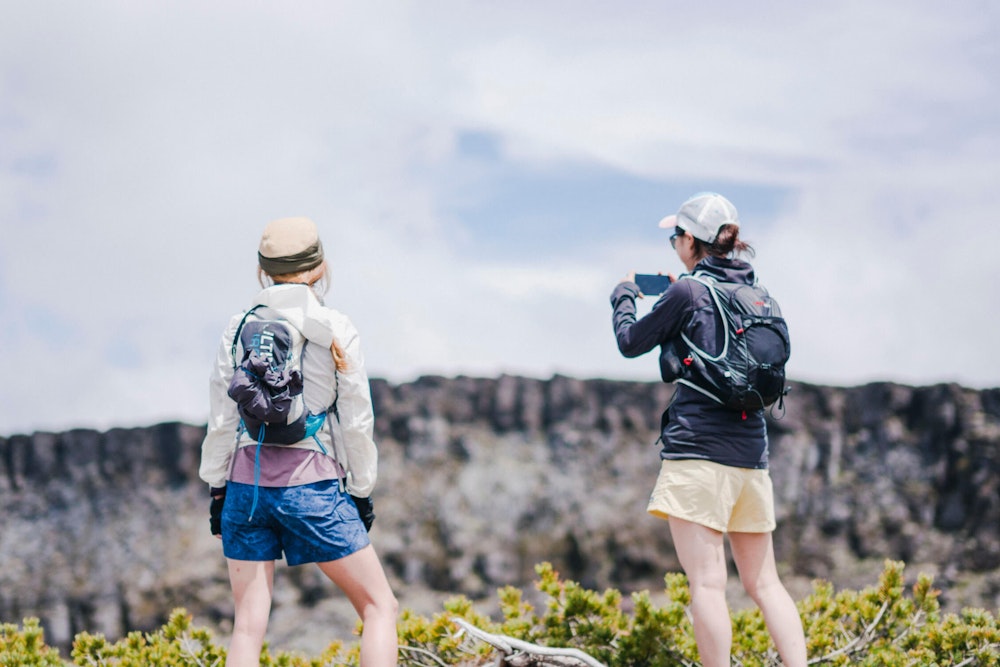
[
  {"x1": 691, "y1": 255, "x2": 756, "y2": 285},
  {"x1": 251, "y1": 283, "x2": 336, "y2": 347}
]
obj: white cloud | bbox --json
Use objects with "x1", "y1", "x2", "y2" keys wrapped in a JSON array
[
  {"x1": 754, "y1": 161, "x2": 1000, "y2": 387},
  {"x1": 1, "y1": 1, "x2": 998, "y2": 435}
]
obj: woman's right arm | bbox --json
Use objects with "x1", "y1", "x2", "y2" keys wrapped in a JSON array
[
  {"x1": 331, "y1": 316, "x2": 378, "y2": 498},
  {"x1": 199, "y1": 315, "x2": 242, "y2": 488}
]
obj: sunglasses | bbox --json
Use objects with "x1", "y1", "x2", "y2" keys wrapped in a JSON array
[{"x1": 670, "y1": 226, "x2": 686, "y2": 249}]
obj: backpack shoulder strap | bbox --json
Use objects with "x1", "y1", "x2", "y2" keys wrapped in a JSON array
[
  {"x1": 687, "y1": 269, "x2": 715, "y2": 282},
  {"x1": 230, "y1": 304, "x2": 265, "y2": 370},
  {"x1": 677, "y1": 272, "x2": 731, "y2": 362},
  {"x1": 679, "y1": 271, "x2": 728, "y2": 307}
]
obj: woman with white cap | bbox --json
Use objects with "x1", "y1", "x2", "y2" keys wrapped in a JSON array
[
  {"x1": 200, "y1": 217, "x2": 398, "y2": 667},
  {"x1": 610, "y1": 193, "x2": 806, "y2": 667}
]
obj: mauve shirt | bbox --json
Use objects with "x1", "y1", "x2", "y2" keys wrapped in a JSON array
[{"x1": 229, "y1": 445, "x2": 346, "y2": 487}]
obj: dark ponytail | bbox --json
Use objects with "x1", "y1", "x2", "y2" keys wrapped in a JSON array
[{"x1": 694, "y1": 224, "x2": 755, "y2": 259}]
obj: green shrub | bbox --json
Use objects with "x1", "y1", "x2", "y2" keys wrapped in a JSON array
[
  {"x1": 0, "y1": 617, "x2": 64, "y2": 667},
  {"x1": 0, "y1": 561, "x2": 996, "y2": 666},
  {"x1": 401, "y1": 559, "x2": 997, "y2": 667},
  {"x1": 70, "y1": 608, "x2": 357, "y2": 666}
]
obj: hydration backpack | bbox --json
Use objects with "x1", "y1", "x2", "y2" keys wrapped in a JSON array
[
  {"x1": 660, "y1": 273, "x2": 790, "y2": 413},
  {"x1": 227, "y1": 305, "x2": 331, "y2": 446}
]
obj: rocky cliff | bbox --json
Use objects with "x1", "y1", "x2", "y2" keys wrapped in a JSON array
[{"x1": 1, "y1": 376, "x2": 998, "y2": 655}]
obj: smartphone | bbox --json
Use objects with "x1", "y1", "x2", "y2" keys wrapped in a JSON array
[{"x1": 634, "y1": 273, "x2": 673, "y2": 296}]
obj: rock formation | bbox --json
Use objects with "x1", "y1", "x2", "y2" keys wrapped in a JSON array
[{"x1": 1, "y1": 376, "x2": 997, "y2": 655}]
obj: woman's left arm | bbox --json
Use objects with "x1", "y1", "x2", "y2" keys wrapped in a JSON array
[
  {"x1": 199, "y1": 314, "x2": 242, "y2": 488},
  {"x1": 610, "y1": 280, "x2": 690, "y2": 358}
]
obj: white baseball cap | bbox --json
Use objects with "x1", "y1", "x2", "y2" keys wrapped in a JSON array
[{"x1": 658, "y1": 192, "x2": 739, "y2": 243}]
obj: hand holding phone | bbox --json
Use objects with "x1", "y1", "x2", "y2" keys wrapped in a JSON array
[{"x1": 634, "y1": 273, "x2": 674, "y2": 296}]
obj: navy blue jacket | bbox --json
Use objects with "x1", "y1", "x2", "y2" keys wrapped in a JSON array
[{"x1": 610, "y1": 256, "x2": 769, "y2": 469}]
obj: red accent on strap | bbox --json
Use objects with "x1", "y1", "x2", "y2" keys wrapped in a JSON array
[
  {"x1": 683, "y1": 357, "x2": 693, "y2": 366},
  {"x1": 736, "y1": 328, "x2": 745, "y2": 334},
  {"x1": 741, "y1": 410, "x2": 747, "y2": 420}
]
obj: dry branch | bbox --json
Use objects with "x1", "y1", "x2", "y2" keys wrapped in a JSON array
[{"x1": 452, "y1": 617, "x2": 608, "y2": 667}]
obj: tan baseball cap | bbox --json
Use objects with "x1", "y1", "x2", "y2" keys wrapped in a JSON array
[{"x1": 258, "y1": 217, "x2": 325, "y2": 275}]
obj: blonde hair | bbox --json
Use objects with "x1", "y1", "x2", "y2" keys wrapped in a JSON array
[{"x1": 258, "y1": 261, "x2": 349, "y2": 372}]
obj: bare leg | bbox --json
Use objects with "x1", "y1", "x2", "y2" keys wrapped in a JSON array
[
  {"x1": 317, "y1": 545, "x2": 399, "y2": 667},
  {"x1": 668, "y1": 517, "x2": 732, "y2": 667},
  {"x1": 729, "y1": 531, "x2": 807, "y2": 667},
  {"x1": 226, "y1": 559, "x2": 275, "y2": 667}
]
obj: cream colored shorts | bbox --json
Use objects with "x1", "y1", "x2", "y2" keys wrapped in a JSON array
[{"x1": 647, "y1": 459, "x2": 776, "y2": 533}]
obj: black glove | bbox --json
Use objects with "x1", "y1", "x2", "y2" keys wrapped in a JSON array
[
  {"x1": 210, "y1": 491, "x2": 226, "y2": 536},
  {"x1": 351, "y1": 495, "x2": 375, "y2": 532}
]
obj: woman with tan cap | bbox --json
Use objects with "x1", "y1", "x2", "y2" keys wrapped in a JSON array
[
  {"x1": 610, "y1": 193, "x2": 806, "y2": 667},
  {"x1": 200, "y1": 217, "x2": 398, "y2": 666}
]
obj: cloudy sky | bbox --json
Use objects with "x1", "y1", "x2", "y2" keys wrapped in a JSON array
[{"x1": 2, "y1": 1, "x2": 998, "y2": 435}]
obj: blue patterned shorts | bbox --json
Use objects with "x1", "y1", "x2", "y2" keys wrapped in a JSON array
[{"x1": 221, "y1": 479, "x2": 370, "y2": 565}]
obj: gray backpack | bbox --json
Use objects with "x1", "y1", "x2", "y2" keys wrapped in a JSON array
[
  {"x1": 227, "y1": 305, "x2": 333, "y2": 445},
  {"x1": 660, "y1": 274, "x2": 790, "y2": 415}
]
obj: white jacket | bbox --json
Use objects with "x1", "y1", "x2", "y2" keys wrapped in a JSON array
[{"x1": 199, "y1": 284, "x2": 378, "y2": 497}]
